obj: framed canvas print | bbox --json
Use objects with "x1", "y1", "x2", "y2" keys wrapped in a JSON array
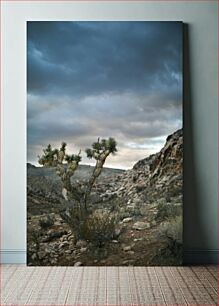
[{"x1": 27, "y1": 21, "x2": 183, "y2": 266}]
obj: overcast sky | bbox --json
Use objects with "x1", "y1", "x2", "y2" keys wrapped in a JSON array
[{"x1": 27, "y1": 21, "x2": 182, "y2": 169}]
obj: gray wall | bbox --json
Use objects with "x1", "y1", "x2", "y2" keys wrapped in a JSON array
[{"x1": 1, "y1": 1, "x2": 218, "y2": 263}]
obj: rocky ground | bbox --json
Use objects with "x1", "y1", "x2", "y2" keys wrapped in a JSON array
[{"x1": 27, "y1": 129, "x2": 183, "y2": 266}]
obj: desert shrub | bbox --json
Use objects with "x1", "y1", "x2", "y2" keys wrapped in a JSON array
[
  {"x1": 61, "y1": 208, "x2": 116, "y2": 245},
  {"x1": 156, "y1": 203, "x2": 182, "y2": 221},
  {"x1": 107, "y1": 197, "x2": 125, "y2": 212},
  {"x1": 157, "y1": 216, "x2": 182, "y2": 246},
  {"x1": 81, "y1": 212, "x2": 116, "y2": 247},
  {"x1": 38, "y1": 215, "x2": 54, "y2": 229},
  {"x1": 60, "y1": 206, "x2": 88, "y2": 239},
  {"x1": 27, "y1": 227, "x2": 45, "y2": 264},
  {"x1": 153, "y1": 216, "x2": 183, "y2": 265},
  {"x1": 156, "y1": 216, "x2": 183, "y2": 263},
  {"x1": 117, "y1": 207, "x2": 131, "y2": 220}
]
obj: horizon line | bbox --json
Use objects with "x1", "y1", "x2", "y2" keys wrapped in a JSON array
[{"x1": 27, "y1": 161, "x2": 129, "y2": 171}]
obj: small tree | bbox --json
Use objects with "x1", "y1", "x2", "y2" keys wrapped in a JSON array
[{"x1": 38, "y1": 138, "x2": 117, "y2": 238}]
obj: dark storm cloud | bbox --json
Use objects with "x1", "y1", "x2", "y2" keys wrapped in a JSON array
[
  {"x1": 27, "y1": 21, "x2": 182, "y2": 168},
  {"x1": 27, "y1": 21, "x2": 182, "y2": 97}
]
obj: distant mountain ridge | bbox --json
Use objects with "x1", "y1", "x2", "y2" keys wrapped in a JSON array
[{"x1": 27, "y1": 163, "x2": 125, "y2": 181}]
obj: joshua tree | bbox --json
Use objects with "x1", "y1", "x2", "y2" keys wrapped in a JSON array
[
  {"x1": 38, "y1": 137, "x2": 117, "y2": 213},
  {"x1": 38, "y1": 138, "x2": 117, "y2": 240}
]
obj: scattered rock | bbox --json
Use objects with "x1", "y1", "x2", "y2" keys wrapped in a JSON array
[
  {"x1": 59, "y1": 241, "x2": 69, "y2": 248},
  {"x1": 123, "y1": 245, "x2": 132, "y2": 251},
  {"x1": 111, "y1": 240, "x2": 119, "y2": 243},
  {"x1": 122, "y1": 217, "x2": 133, "y2": 223},
  {"x1": 76, "y1": 240, "x2": 87, "y2": 248},
  {"x1": 31, "y1": 253, "x2": 37, "y2": 260},
  {"x1": 67, "y1": 235, "x2": 74, "y2": 241},
  {"x1": 65, "y1": 250, "x2": 72, "y2": 254},
  {"x1": 133, "y1": 221, "x2": 150, "y2": 230},
  {"x1": 134, "y1": 238, "x2": 143, "y2": 242},
  {"x1": 80, "y1": 247, "x2": 87, "y2": 253},
  {"x1": 115, "y1": 228, "x2": 121, "y2": 236},
  {"x1": 74, "y1": 262, "x2": 83, "y2": 266},
  {"x1": 48, "y1": 230, "x2": 67, "y2": 240},
  {"x1": 127, "y1": 251, "x2": 135, "y2": 255},
  {"x1": 38, "y1": 251, "x2": 46, "y2": 260}
]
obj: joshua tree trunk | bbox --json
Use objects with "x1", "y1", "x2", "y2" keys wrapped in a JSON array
[{"x1": 84, "y1": 150, "x2": 110, "y2": 209}]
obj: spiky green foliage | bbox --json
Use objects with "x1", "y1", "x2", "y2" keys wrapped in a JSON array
[
  {"x1": 85, "y1": 137, "x2": 117, "y2": 160},
  {"x1": 85, "y1": 148, "x2": 93, "y2": 159},
  {"x1": 38, "y1": 144, "x2": 59, "y2": 167},
  {"x1": 60, "y1": 142, "x2": 66, "y2": 151},
  {"x1": 105, "y1": 137, "x2": 117, "y2": 153},
  {"x1": 65, "y1": 153, "x2": 81, "y2": 163},
  {"x1": 43, "y1": 144, "x2": 52, "y2": 155}
]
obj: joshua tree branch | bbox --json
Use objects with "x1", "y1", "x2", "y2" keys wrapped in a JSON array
[{"x1": 84, "y1": 138, "x2": 117, "y2": 209}]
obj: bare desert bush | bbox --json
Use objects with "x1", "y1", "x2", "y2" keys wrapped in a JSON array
[
  {"x1": 27, "y1": 227, "x2": 44, "y2": 264},
  {"x1": 107, "y1": 197, "x2": 125, "y2": 212},
  {"x1": 61, "y1": 208, "x2": 116, "y2": 246},
  {"x1": 60, "y1": 206, "x2": 88, "y2": 240},
  {"x1": 38, "y1": 215, "x2": 54, "y2": 229},
  {"x1": 155, "y1": 216, "x2": 183, "y2": 264},
  {"x1": 82, "y1": 212, "x2": 116, "y2": 247},
  {"x1": 157, "y1": 216, "x2": 182, "y2": 245},
  {"x1": 156, "y1": 202, "x2": 182, "y2": 221}
]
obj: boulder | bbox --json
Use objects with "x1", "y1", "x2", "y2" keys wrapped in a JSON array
[
  {"x1": 38, "y1": 250, "x2": 46, "y2": 260},
  {"x1": 65, "y1": 250, "x2": 72, "y2": 254},
  {"x1": 59, "y1": 241, "x2": 69, "y2": 249},
  {"x1": 132, "y1": 221, "x2": 150, "y2": 230},
  {"x1": 111, "y1": 240, "x2": 119, "y2": 243},
  {"x1": 74, "y1": 262, "x2": 83, "y2": 266},
  {"x1": 31, "y1": 253, "x2": 37, "y2": 260},
  {"x1": 80, "y1": 247, "x2": 87, "y2": 253},
  {"x1": 76, "y1": 240, "x2": 87, "y2": 248},
  {"x1": 123, "y1": 245, "x2": 132, "y2": 251},
  {"x1": 122, "y1": 217, "x2": 133, "y2": 223},
  {"x1": 115, "y1": 228, "x2": 121, "y2": 237}
]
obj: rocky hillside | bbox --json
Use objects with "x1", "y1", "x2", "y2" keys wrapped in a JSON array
[
  {"x1": 97, "y1": 128, "x2": 183, "y2": 209},
  {"x1": 27, "y1": 129, "x2": 183, "y2": 266}
]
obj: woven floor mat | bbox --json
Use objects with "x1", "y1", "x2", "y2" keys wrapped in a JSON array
[{"x1": 1, "y1": 265, "x2": 218, "y2": 305}]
